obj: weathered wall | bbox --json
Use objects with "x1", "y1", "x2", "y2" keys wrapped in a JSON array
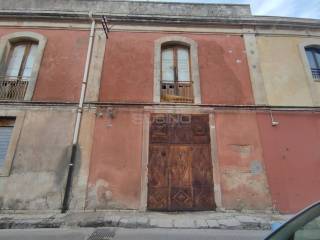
[
  {"x1": 257, "y1": 112, "x2": 320, "y2": 213},
  {"x1": 0, "y1": 1, "x2": 252, "y2": 18},
  {"x1": 0, "y1": 28, "x2": 89, "y2": 102},
  {"x1": 70, "y1": 109, "x2": 96, "y2": 210},
  {"x1": 256, "y1": 36, "x2": 320, "y2": 106},
  {"x1": 214, "y1": 111, "x2": 272, "y2": 210},
  {"x1": 86, "y1": 108, "x2": 143, "y2": 210},
  {"x1": 100, "y1": 32, "x2": 253, "y2": 105},
  {"x1": 0, "y1": 108, "x2": 75, "y2": 211}
]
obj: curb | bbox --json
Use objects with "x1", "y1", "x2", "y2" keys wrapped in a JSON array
[{"x1": 0, "y1": 217, "x2": 273, "y2": 230}]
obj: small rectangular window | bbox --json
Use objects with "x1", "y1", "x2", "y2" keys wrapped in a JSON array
[{"x1": 0, "y1": 118, "x2": 15, "y2": 168}]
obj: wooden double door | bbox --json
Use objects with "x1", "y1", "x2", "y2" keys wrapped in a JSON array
[{"x1": 147, "y1": 114, "x2": 216, "y2": 211}]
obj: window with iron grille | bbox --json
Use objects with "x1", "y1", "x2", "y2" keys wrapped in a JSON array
[
  {"x1": 160, "y1": 45, "x2": 194, "y2": 103},
  {"x1": 305, "y1": 46, "x2": 320, "y2": 81},
  {"x1": 0, "y1": 41, "x2": 38, "y2": 100},
  {"x1": 0, "y1": 118, "x2": 15, "y2": 169}
]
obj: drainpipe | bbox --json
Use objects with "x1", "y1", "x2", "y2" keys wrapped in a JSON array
[{"x1": 62, "y1": 13, "x2": 96, "y2": 213}]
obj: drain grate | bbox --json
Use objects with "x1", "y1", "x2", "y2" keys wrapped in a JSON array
[{"x1": 87, "y1": 228, "x2": 116, "y2": 240}]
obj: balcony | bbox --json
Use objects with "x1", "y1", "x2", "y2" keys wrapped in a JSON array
[
  {"x1": 0, "y1": 76, "x2": 29, "y2": 101},
  {"x1": 311, "y1": 68, "x2": 320, "y2": 81},
  {"x1": 161, "y1": 81, "x2": 194, "y2": 103}
]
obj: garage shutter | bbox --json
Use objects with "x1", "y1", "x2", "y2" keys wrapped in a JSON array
[{"x1": 0, "y1": 126, "x2": 13, "y2": 167}]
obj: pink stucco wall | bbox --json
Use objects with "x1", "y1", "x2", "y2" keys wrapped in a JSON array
[
  {"x1": 257, "y1": 112, "x2": 320, "y2": 213},
  {"x1": 100, "y1": 32, "x2": 253, "y2": 104},
  {"x1": 87, "y1": 109, "x2": 143, "y2": 209},
  {"x1": 214, "y1": 112, "x2": 272, "y2": 210},
  {"x1": 0, "y1": 28, "x2": 88, "y2": 102}
]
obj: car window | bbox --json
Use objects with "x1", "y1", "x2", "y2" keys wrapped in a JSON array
[
  {"x1": 294, "y1": 216, "x2": 320, "y2": 240},
  {"x1": 266, "y1": 203, "x2": 320, "y2": 240}
]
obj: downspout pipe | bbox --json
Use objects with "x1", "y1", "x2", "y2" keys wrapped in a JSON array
[{"x1": 62, "y1": 13, "x2": 96, "y2": 213}]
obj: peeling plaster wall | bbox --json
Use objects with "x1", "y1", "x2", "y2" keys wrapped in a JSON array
[
  {"x1": 0, "y1": 28, "x2": 89, "y2": 102},
  {"x1": 214, "y1": 112, "x2": 272, "y2": 211},
  {"x1": 87, "y1": 108, "x2": 143, "y2": 210},
  {"x1": 257, "y1": 112, "x2": 320, "y2": 213},
  {"x1": 100, "y1": 32, "x2": 253, "y2": 105},
  {"x1": 0, "y1": 108, "x2": 75, "y2": 211}
]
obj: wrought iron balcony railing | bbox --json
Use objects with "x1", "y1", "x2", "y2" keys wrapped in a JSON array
[
  {"x1": 161, "y1": 81, "x2": 194, "y2": 103},
  {"x1": 311, "y1": 68, "x2": 320, "y2": 81},
  {"x1": 0, "y1": 76, "x2": 29, "y2": 100}
]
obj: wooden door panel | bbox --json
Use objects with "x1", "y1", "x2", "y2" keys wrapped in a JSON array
[
  {"x1": 170, "y1": 187, "x2": 193, "y2": 210},
  {"x1": 148, "y1": 114, "x2": 215, "y2": 211},
  {"x1": 148, "y1": 145, "x2": 169, "y2": 187},
  {"x1": 193, "y1": 186, "x2": 215, "y2": 210},
  {"x1": 169, "y1": 145, "x2": 193, "y2": 187},
  {"x1": 191, "y1": 115, "x2": 210, "y2": 144},
  {"x1": 192, "y1": 145, "x2": 215, "y2": 210},
  {"x1": 147, "y1": 145, "x2": 169, "y2": 210},
  {"x1": 148, "y1": 187, "x2": 169, "y2": 210},
  {"x1": 150, "y1": 114, "x2": 171, "y2": 144},
  {"x1": 169, "y1": 145, "x2": 193, "y2": 210},
  {"x1": 172, "y1": 115, "x2": 193, "y2": 144},
  {"x1": 192, "y1": 146, "x2": 213, "y2": 187}
]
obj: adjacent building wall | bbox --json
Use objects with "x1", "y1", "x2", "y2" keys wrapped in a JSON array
[
  {"x1": 257, "y1": 112, "x2": 320, "y2": 213},
  {"x1": 0, "y1": 108, "x2": 76, "y2": 211},
  {"x1": 256, "y1": 36, "x2": 320, "y2": 106}
]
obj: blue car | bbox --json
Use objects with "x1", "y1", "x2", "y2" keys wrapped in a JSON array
[{"x1": 265, "y1": 201, "x2": 320, "y2": 240}]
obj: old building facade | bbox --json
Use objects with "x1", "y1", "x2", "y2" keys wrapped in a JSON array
[{"x1": 0, "y1": 0, "x2": 319, "y2": 214}]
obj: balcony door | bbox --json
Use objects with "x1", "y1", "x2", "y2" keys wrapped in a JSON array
[
  {"x1": 161, "y1": 45, "x2": 194, "y2": 103},
  {"x1": 1, "y1": 41, "x2": 38, "y2": 100}
]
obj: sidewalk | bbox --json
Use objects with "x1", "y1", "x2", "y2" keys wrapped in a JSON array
[{"x1": 0, "y1": 210, "x2": 292, "y2": 230}]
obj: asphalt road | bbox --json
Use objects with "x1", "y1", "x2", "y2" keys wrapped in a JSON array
[{"x1": 0, "y1": 228, "x2": 271, "y2": 240}]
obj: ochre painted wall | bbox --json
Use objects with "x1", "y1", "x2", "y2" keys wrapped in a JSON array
[
  {"x1": 87, "y1": 109, "x2": 143, "y2": 209},
  {"x1": 256, "y1": 36, "x2": 320, "y2": 106},
  {"x1": 257, "y1": 112, "x2": 320, "y2": 213},
  {"x1": 100, "y1": 32, "x2": 253, "y2": 104},
  {"x1": 214, "y1": 112, "x2": 272, "y2": 210},
  {"x1": 0, "y1": 28, "x2": 89, "y2": 102}
]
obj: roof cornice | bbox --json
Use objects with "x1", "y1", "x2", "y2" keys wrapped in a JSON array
[{"x1": 0, "y1": 10, "x2": 319, "y2": 30}]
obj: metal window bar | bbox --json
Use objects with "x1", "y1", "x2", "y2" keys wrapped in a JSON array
[
  {"x1": 0, "y1": 76, "x2": 29, "y2": 100},
  {"x1": 161, "y1": 81, "x2": 194, "y2": 103},
  {"x1": 311, "y1": 68, "x2": 320, "y2": 81}
]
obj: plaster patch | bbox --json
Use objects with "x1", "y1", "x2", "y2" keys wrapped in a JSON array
[
  {"x1": 250, "y1": 160, "x2": 263, "y2": 175},
  {"x1": 230, "y1": 144, "x2": 252, "y2": 158}
]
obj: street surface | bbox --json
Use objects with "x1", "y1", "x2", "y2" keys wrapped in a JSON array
[{"x1": 0, "y1": 228, "x2": 271, "y2": 240}]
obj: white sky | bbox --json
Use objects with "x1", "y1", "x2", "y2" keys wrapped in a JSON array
[{"x1": 133, "y1": 0, "x2": 320, "y2": 19}]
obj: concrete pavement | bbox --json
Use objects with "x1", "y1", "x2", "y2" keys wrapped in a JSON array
[
  {"x1": 0, "y1": 211, "x2": 291, "y2": 230},
  {"x1": 0, "y1": 228, "x2": 271, "y2": 240}
]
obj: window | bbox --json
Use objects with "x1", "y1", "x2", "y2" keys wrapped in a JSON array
[
  {"x1": 154, "y1": 36, "x2": 201, "y2": 104},
  {"x1": 0, "y1": 118, "x2": 15, "y2": 169},
  {"x1": 161, "y1": 45, "x2": 193, "y2": 103},
  {"x1": 305, "y1": 47, "x2": 320, "y2": 80},
  {"x1": 0, "y1": 32, "x2": 47, "y2": 101},
  {"x1": 5, "y1": 41, "x2": 38, "y2": 81},
  {"x1": 0, "y1": 41, "x2": 38, "y2": 100}
]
